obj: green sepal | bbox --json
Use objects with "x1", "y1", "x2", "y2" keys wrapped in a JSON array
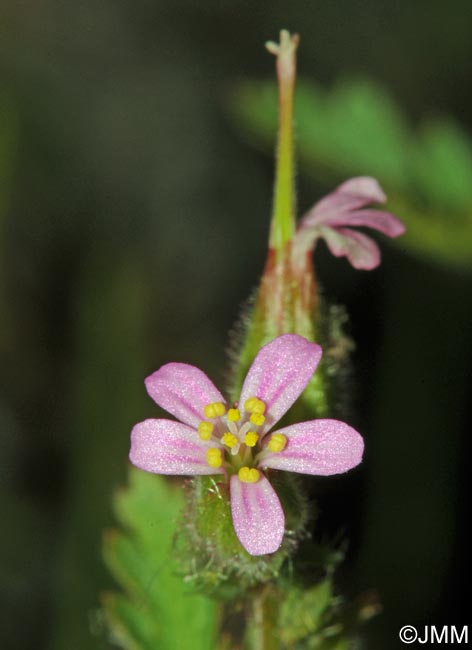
[
  {"x1": 229, "y1": 287, "x2": 353, "y2": 424},
  {"x1": 176, "y1": 472, "x2": 309, "y2": 600}
]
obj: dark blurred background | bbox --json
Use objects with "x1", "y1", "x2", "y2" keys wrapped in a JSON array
[{"x1": 0, "y1": 2, "x2": 471, "y2": 649}]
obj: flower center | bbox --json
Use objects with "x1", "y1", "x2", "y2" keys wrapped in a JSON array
[
  {"x1": 199, "y1": 397, "x2": 287, "y2": 480},
  {"x1": 199, "y1": 397, "x2": 264, "y2": 470}
]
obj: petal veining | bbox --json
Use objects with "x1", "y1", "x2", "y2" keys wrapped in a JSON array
[
  {"x1": 145, "y1": 362, "x2": 225, "y2": 427},
  {"x1": 260, "y1": 419, "x2": 364, "y2": 475},
  {"x1": 239, "y1": 334, "x2": 322, "y2": 432},
  {"x1": 130, "y1": 419, "x2": 224, "y2": 475},
  {"x1": 230, "y1": 474, "x2": 285, "y2": 555}
]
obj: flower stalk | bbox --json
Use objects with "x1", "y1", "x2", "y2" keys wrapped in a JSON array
[{"x1": 245, "y1": 587, "x2": 280, "y2": 650}]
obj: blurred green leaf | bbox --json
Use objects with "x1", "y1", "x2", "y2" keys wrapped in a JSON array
[
  {"x1": 227, "y1": 77, "x2": 472, "y2": 268},
  {"x1": 278, "y1": 578, "x2": 333, "y2": 645},
  {"x1": 296, "y1": 80, "x2": 410, "y2": 189},
  {"x1": 103, "y1": 469, "x2": 219, "y2": 650},
  {"x1": 412, "y1": 119, "x2": 472, "y2": 212}
]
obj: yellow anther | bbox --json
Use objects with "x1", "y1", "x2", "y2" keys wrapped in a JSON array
[
  {"x1": 227, "y1": 408, "x2": 241, "y2": 422},
  {"x1": 250, "y1": 412, "x2": 266, "y2": 426},
  {"x1": 238, "y1": 466, "x2": 261, "y2": 483},
  {"x1": 244, "y1": 397, "x2": 258, "y2": 412},
  {"x1": 198, "y1": 421, "x2": 214, "y2": 441},
  {"x1": 222, "y1": 432, "x2": 239, "y2": 449},
  {"x1": 206, "y1": 448, "x2": 223, "y2": 468},
  {"x1": 267, "y1": 433, "x2": 287, "y2": 453},
  {"x1": 244, "y1": 397, "x2": 266, "y2": 414},
  {"x1": 252, "y1": 399, "x2": 266, "y2": 415},
  {"x1": 244, "y1": 432, "x2": 259, "y2": 447},
  {"x1": 203, "y1": 402, "x2": 226, "y2": 419}
]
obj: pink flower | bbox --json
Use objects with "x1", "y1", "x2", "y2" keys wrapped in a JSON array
[
  {"x1": 130, "y1": 334, "x2": 364, "y2": 556},
  {"x1": 294, "y1": 177, "x2": 406, "y2": 270}
]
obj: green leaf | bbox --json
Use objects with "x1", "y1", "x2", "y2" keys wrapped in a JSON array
[
  {"x1": 103, "y1": 593, "x2": 158, "y2": 650},
  {"x1": 102, "y1": 469, "x2": 219, "y2": 650},
  {"x1": 412, "y1": 119, "x2": 472, "y2": 212},
  {"x1": 295, "y1": 80, "x2": 410, "y2": 189},
  {"x1": 278, "y1": 578, "x2": 333, "y2": 645}
]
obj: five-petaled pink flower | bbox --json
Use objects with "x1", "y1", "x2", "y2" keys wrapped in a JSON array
[
  {"x1": 294, "y1": 176, "x2": 406, "y2": 270},
  {"x1": 130, "y1": 334, "x2": 364, "y2": 556}
]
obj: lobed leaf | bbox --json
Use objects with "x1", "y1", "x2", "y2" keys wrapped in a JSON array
[{"x1": 102, "y1": 469, "x2": 218, "y2": 650}]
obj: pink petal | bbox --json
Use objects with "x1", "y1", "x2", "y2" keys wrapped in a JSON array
[
  {"x1": 295, "y1": 176, "x2": 404, "y2": 267},
  {"x1": 320, "y1": 226, "x2": 381, "y2": 270},
  {"x1": 323, "y1": 209, "x2": 405, "y2": 238},
  {"x1": 260, "y1": 419, "x2": 364, "y2": 475},
  {"x1": 145, "y1": 362, "x2": 226, "y2": 428},
  {"x1": 336, "y1": 176, "x2": 387, "y2": 203},
  {"x1": 230, "y1": 474, "x2": 285, "y2": 555},
  {"x1": 239, "y1": 334, "x2": 322, "y2": 432},
  {"x1": 303, "y1": 177, "x2": 387, "y2": 227},
  {"x1": 130, "y1": 419, "x2": 224, "y2": 475},
  {"x1": 304, "y1": 193, "x2": 375, "y2": 226}
]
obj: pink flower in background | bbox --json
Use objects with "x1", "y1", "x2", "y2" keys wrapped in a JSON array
[
  {"x1": 294, "y1": 176, "x2": 406, "y2": 270},
  {"x1": 130, "y1": 334, "x2": 364, "y2": 556}
]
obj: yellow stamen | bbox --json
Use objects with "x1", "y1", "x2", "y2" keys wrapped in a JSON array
[
  {"x1": 203, "y1": 402, "x2": 226, "y2": 418},
  {"x1": 198, "y1": 421, "x2": 214, "y2": 441},
  {"x1": 267, "y1": 433, "x2": 287, "y2": 453},
  {"x1": 227, "y1": 408, "x2": 241, "y2": 422},
  {"x1": 206, "y1": 448, "x2": 223, "y2": 468},
  {"x1": 244, "y1": 397, "x2": 266, "y2": 414},
  {"x1": 244, "y1": 397, "x2": 258, "y2": 412},
  {"x1": 222, "y1": 432, "x2": 239, "y2": 449},
  {"x1": 250, "y1": 412, "x2": 266, "y2": 426},
  {"x1": 244, "y1": 432, "x2": 259, "y2": 447},
  {"x1": 238, "y1": 466, "x2": 260, "y2": 483},
  {"x1": 252, "y1": 399, "x2": 266, "y2": 415}
]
